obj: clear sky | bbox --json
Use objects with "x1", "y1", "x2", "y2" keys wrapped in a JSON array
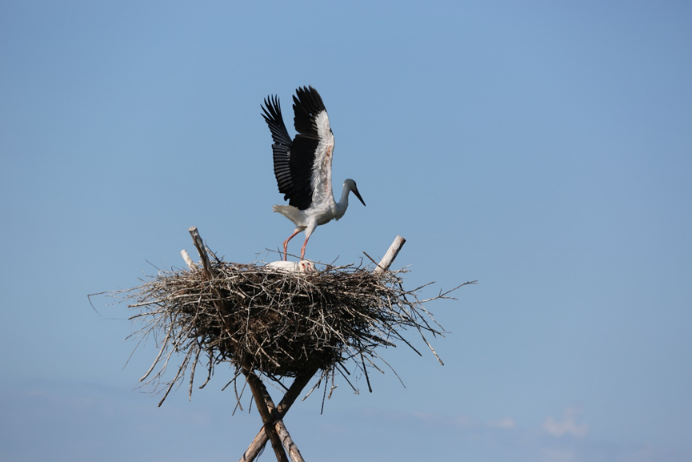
[{"x1": 0, "y1": 1, "x2": 690, "y2": 461}]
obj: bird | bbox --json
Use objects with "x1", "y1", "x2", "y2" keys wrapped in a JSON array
[
  {"x1": 262, "y1": 86, "x2": 366, "y2": 261},
  {"x1": 266, "y1": 260, "x2": 317, "y2": 273}
]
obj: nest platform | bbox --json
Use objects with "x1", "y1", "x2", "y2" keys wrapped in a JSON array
[{"x1": 124, "y1": 258, "x2": 457, "y2": 400}]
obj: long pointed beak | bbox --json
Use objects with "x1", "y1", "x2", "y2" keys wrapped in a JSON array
[{"x1": 353, "y1": 186, "x2": 366, "y2": 206}]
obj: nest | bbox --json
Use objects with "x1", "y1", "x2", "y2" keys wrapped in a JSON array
[{"x1": 115, "y1": 259, "x2": 469, "y2": 406}]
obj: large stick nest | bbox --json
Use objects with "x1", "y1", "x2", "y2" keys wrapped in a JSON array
[{"x1": 115, "y1": 259, "x2": 470, "y2": 405}]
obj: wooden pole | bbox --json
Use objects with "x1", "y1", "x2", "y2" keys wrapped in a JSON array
[
  {"x1": 242, "y1": 367, "x2": 292, "y2": 462},
  {"x1": 375, "y1": 235, "x2": 406, "y2": 273},
  {"x1": 240, "y1": 369, "x2": 317, "y2": 462},
  {"x1": 189, "y1": 227, "x2": 213, "y2": 277},
  {"x1": 180, "y1": 249, "x2": 196, "y2": 269}
]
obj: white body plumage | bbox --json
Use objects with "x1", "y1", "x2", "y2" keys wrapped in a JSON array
[{"x1": 266, "y1": 260, "x2": 316, "y2": 273}]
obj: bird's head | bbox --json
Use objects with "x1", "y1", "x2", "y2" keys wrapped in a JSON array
[{"x1": 344, "y1": 179, "x2": 366, "y2": 206}]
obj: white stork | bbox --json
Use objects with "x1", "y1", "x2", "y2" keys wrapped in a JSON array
[
  {"x1": 262, "y1": 86, "x2": 366, "y2": 261},
  {"x1": 266, "y1": 260, "x2": 317, "y2": 273}
]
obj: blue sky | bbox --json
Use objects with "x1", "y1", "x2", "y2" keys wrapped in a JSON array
[{"x1": 0, "y1": 1, "x2": 690, "y2": 461}]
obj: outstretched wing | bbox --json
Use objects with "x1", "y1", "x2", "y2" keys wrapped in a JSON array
[
  {"x1": 291, "y1": 86, "x2": 335, "y2": 211},
  {"x1": 261, "y1": 95, "x2": 294, "y2": 201}
]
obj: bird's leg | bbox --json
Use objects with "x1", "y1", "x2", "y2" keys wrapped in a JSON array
[
  {"x1": 283, "y1": 230, "x2": 301, "y2": 261},
  {"x1": 300, "y1": 236, "x2": 310, "y2": 261}
]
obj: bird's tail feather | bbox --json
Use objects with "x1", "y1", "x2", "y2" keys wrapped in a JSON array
[{"x1": 273, "y1": 205, "x2": 304, "y2": 227}]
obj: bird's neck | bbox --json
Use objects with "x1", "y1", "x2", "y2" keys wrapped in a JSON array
[{"x1": 335, "y1": 183, "x2": 350, "y2": 219}]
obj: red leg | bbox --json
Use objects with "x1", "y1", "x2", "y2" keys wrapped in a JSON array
[
  {"x1": 283, "y1": 230, "x2": 301, "y2": 261},
  {"x1": 300, "y1": 236, "x2": 310, "y2": 261}
]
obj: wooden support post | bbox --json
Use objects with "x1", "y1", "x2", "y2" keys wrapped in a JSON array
[
  {"x1": 242, "y1": 367, "x2": 292, "y2": 462},
  {"x1": 180, "y1": 249, "x2": 196, "y2": 269},
  {"x1": 266, "y1": 396, "x2": 305, "y2": 462},
  {"x1": 375, "y1": 235, "x2": 406, "y2": 273},
  {"x1": 240, "y1": 369, "x2": 317, "y2": 462},
  {"x1": 189, "y1": 226, "x2": 213, "y2": 278}
]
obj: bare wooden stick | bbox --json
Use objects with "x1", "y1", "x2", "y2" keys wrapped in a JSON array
[
  {"x1": 180, "y1": 249, "x2": 196, "y2": 269},
  {"x1": 374, "y1": 235, "x2": 406, "y2": 273},
  {"x1": 242, "y1": 367, "x2": 291, "y2": 462},
  {"x1": 270, "y1": 401, "x2": 304, "y2": 462},
  {"x1": 240, "y1": 369, "x2": 317, "y2": 462},
  {"x1": 189, "y1": 226, "x2": 213, "y2": 278}
]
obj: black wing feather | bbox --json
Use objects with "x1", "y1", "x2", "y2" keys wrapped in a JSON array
[
  {"x1": 262, "y1": 86, "x2": 328, "y2": 211},
  {"x1": 261, "y1": 95, "x2": 294, "y2": 201},
  {"x1": 288, "y1": 86, "x2": 328, "y2": 210}
]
